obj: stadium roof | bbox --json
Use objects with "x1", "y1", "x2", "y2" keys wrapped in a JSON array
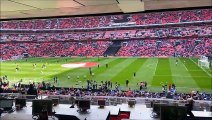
[{"x1": 0, "y1": 0, "x2": 211, "y2": 20}]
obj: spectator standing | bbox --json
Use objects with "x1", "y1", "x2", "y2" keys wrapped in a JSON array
[{"x1": 185, "y1": 98, "x2": 195, "y2": 117}]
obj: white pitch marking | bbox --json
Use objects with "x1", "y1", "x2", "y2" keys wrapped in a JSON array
[
  {"x1": 154, "y1": 59, "x2": 158, "y2": 75},
  {"x1": 155, "y1": 75, "x2": 209, "y2": 77},
  {"x1": 181, "y1": 60, "x2": 188, "y2": 71},
  {"x1": 61, "y1": 63, "x2": 86, "y2": 68},
  {"x1": 190, "y1": 58, "x2": 211, "y2": 77}
]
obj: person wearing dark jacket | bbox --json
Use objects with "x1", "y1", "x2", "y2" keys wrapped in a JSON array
[
  {"x1": 27, "y1": 84, "x2": 38, "y2": 96},
  {"x1": 185, "y1": 98, "x2": 194, "y2": 117}
]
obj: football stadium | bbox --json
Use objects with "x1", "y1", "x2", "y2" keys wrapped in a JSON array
[{"x1": 0, "y1": 0, "x2": 212, "y2": 120}]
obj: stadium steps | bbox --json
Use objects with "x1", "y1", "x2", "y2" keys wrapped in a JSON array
[{"x1": 104, "y1": 41, "x2": 121, "y2": 56}]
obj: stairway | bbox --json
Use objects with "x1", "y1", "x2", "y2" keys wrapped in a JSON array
[{"x1": 103, "y1": 41, "x2": 121, "y2": 56}]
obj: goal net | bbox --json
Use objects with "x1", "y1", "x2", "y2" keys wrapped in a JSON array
[{"x1": 198, "y1": 56, "x2": 210, "y2": 69}]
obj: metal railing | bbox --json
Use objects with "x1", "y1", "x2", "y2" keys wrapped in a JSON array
[{"x1": 0, "y1": 93, "x2": 211, "y2": 111}]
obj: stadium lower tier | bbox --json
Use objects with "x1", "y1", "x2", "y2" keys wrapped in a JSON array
[{"x1": 0, "y1": 38, "x2": 211, "y2": 60}]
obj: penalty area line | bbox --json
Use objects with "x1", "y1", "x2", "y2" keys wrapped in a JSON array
[
  {"x1": 181, "y1": 60, "x2": 188, "y2": 71},
  {"x1": 190, "y1": 58, "x2": 211, "y2": 77}
]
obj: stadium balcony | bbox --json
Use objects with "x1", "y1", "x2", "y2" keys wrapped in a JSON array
[{"x1": 1, "y1": 25, "x2": 211, "y2": 42}]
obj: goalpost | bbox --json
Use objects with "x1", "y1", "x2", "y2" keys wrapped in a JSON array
[{"x1": 198, "y1": 56, "x2": 210, "y2": 69}]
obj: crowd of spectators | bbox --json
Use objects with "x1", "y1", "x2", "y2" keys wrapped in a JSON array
[
  {"x1": 0, "y1": 79, "x2": 211, "y2": 102},
  {"x1": 0, "y1": 37, "x2": 211, "y2": 60},
  {"x1": 0, "y1": 9, "x2": 211, "y2": 110},
  {"x1": 1, "y1": 9, "x2": 211, "y2": 30},
  {"x1": 117, "y1": 40, "x2": 157, "y2": 57},
  {"x1": 72, "y1": 41, "x2": 110, "y2": 56},
  {"x1": 1, "y1": 25, "x2": 211, "y2": 42},
  {"x1": 117, "y1": 37, "x2": 211, "y2": 57},
  {"x1": 0, "y1": 41, "x2": 110, "y2": 60}
]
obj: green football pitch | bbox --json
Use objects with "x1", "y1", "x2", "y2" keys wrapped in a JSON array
[{"x1": 0, "y1": 57, "x2": 211, "y2": 93}]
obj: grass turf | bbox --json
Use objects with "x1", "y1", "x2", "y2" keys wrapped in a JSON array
[{"x1": 0, "y1": 57, "x2": 211, "y2": 93}]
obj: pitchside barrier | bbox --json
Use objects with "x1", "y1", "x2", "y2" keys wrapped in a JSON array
[
  {"x1": 2, "y1": 93, "x2": 210, "y2": 112},
  {"x1": 45, "y1": 95, "x2": 212, "y2": 111}
]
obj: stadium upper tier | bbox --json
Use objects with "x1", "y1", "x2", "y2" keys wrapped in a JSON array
[
  {"x1": 1, "y1": 25, "x2": 211, "y2": 42},
  {"x1": 1, "y1": 9, "x2": 212, "y2": 30}
]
